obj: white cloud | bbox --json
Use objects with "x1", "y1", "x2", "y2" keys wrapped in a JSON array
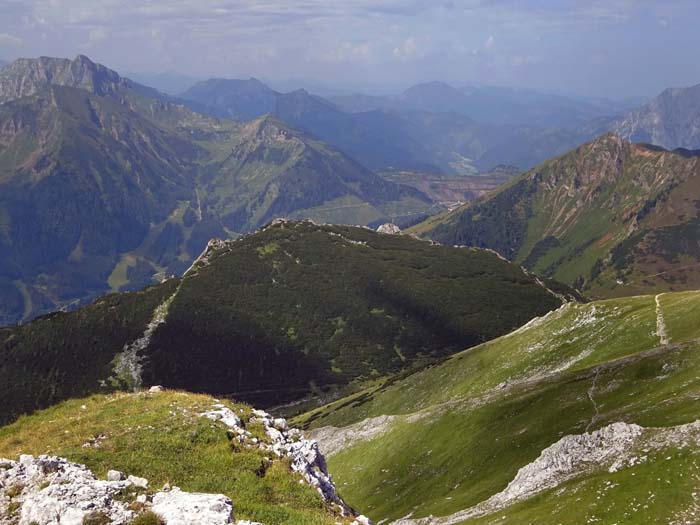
[
  {"x1": 484, "y1": 35, "x2": 495, "y2": 49},
  {"x1": 0, "y1": 33, "x2": 22, "y2": 47},
  {"x1": 393, "y1": 37, "x2": 419, "y2": 60},
  {"x1": 321, "y1": 41, "x2": 375, "y2": 63},
  {"x1": 87, "y1": 27, "x2": 107, "y2": 42}
]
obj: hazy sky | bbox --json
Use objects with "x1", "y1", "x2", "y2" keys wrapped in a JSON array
[{"x1": 0, "y1": 0, "x2": 697, "y2": 98}]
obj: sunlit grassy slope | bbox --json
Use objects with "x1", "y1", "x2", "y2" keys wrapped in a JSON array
[
  {"x1": 297, "y1": 290, "x2": 700, "y2": 524},
  {"x1": 0, "y1": 390, "x2": 345, "y2": 525}
]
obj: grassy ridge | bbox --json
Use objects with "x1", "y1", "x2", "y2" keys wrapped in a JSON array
[
  {"x1": 298, "y1": 291, "x2": 700, "y2": 523},
  {"x1": 1, "y1": 222, "x2": 567, "y2": 425},
  {"x1": 0, "y1": 391, "x2": 342, "y2": 525}
]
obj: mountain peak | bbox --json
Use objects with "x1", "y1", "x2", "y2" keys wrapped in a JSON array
[
  {"x1": 238, "y1": 113, "x2": 304, "y2": 143},
  {"x1": 0, "y1": 54, "x2": 127, "y2": 103},
  {"x1": 404, "y1": 80, "x2": 456, "y2": 92},
  {"x1": 612, "y1": 82, "x2": 700, "y2": 150},
  {"x1": 589, "y1": 131, "x2": 627, "y2": 147}
]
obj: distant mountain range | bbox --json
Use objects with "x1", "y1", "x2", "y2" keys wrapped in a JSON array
[
  {"x1": 330, "y1": 80, "x2": 638, "y2": 129},
  {"x1": 0, "y1": 220, "x2": 572, "y2": 425},
  {"x1": 123, "y1": 70, "x2": 202, "y2": 96},
  {"x1": 4, "y1": 54, "x2": 700, "y2": 324},
  {"x1": 415, "y1": 133, "x2": 700, "y2": 298},
  {"x1": 180, "y1": 78, "x2": 600, "y2": 173},
  {"x1": 0, "y1": 55, "x2": 430, "y2": 325},
  {"x1": 143, "y1": 73, "x2": 700, "y2": 175}
]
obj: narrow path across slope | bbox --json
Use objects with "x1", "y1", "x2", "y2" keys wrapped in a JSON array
[
  {"x1": 655, "y1": 293, "x2": 669, "y2": 346},
  {"x1": 585, "y1": 369, "x2": 601, "y2": 433}
]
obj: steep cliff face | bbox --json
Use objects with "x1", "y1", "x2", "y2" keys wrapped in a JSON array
[
  {"x1": 0, "y1": 55, "x2": 131, "y2": 102},
  {"x1": 420, "y1": 133, "x2": 700, "y2": 297}
]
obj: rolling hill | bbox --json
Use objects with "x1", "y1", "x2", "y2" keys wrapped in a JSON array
[
  {"x1": 299, "y1": 289, "x2": 700, "y2": 524},
  {"x1": 0, "y1": 220, "x2": 572, "y2": 426},
  {"x1": 0, "y1": 55, "x2": 430, "y2": 325},
  {"x1": 416, "y1": 133, "x2": 700, "y2": 298}
]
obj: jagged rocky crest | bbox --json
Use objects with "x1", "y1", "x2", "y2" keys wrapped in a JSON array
[{"x1": 0, "y1": 55, "x2": 133, "y2": 103}]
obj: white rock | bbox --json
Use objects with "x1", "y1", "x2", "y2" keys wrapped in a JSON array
[
  {"x1": 376, "y1": 223, "x2": 401, "y2": 235},
  {"x1": 201, "y1": 406, "x2": 243, "y2": 429},
  {"x1": 272, "y1": 418, "x2": 288, "y2": 431},
  {"x1": 151, "y1": 487, "x2": 234, "y2": 525},
  {"x1": 198, "y1": 404, "x2": 358, "y2": 517},
  {"x1": 148, "y1": 385, "x2": 165, "y2": 393},
  {"x1": 127, "y1": 474, "x2": 149, "y2": 489},
  {"x1": 494, "y1": 422, "x2": 644, "y2": 504},
  {"x1": 1, "y1": 455, "x2": 135, "y2": 525},
  {"x1": 107, "y1": 469, "x2": 124, "y2": 481}
]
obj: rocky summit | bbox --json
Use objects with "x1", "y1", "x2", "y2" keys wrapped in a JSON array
[{"x1": 0, "y1": 454, "x2": 235, "y2": 525}]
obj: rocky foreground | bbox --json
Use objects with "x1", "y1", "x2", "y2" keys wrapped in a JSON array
[{"x1": 0, "y1": 389, "x2": 370, "y2": 525}]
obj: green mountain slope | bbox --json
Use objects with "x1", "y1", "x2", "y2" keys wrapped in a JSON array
[
  {"x1": 0, "y1": 221, "x2": 570, "y2": 426},
  {"x1": 416, "y1": 133, "x2": 700, "y2": 298},
  {"x1": 299, "y1": 290, "x2": 700, "y2": 524},
  {"x1": 0, "y1": 55, "x2": 431, "y2": 325},
  {"x1": 0, "y1": 390, "x2": 354, "y2": 525}
]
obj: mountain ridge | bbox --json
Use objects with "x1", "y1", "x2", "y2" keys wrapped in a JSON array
[
  {"x1": 0, "y1": 220, "x2": 572, "y2": 426},
  {"x1": 0, "y1": 55, "x2": 431, "y2": 325},
  {"x1": 414, "y1": 132, "x2": 700, "y2": 298}
]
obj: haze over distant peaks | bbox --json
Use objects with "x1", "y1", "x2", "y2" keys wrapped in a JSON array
[
  {"x1": 124, "y1": 70, "x2": 202, "y2": 95},
  {"x1": 613, "y1": 83, "x2": 700, "y2": 150}
]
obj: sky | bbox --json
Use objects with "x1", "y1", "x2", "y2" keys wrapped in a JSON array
[{"x1": 0, "y1": 0, "x2": 698, "y2": 98}]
